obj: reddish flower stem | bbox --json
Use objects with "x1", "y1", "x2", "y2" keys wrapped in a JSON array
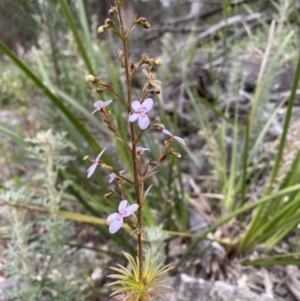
[{"x1": 116, "y1": 3, "x2": 143, "y2": 284}]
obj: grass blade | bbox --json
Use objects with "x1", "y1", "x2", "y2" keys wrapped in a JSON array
[
  {"x1": 0, "y1": 41, "x2": 101, "y2": 154},
  {"x1": 57, "y1": 0, "x2": 94, "y2": 74}
]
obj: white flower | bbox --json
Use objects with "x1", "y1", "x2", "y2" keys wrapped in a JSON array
[
  {"x1": 129, "y1": 98, "x2": 153, "y2": 130},
  {"x1": 106, "y1": 200, "x2": 139, "y2": 234},
  {"x1": 87, "y1": 148, "x2": 106, "y2": 178},
  {"x1": 162, "y1": 129, "x2": 186, "y2": 145},
  {"x1": 92, "y1": 100, "x2": 113, "y2": 114}
]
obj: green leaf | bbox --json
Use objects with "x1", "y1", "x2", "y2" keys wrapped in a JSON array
[
  {"x1": 240, "y1": 38, "x2": 300, "y2": 249},
  {"x1": 243, "y1": 253, "x2": 300, "y2": 266},
  {"x1": 0, "y1": 123, "x2": 29, "y2": 148},
  {"x1": 174, "y1": 184, "x2": 300, "y2": 271},
  {"x1": 57, "y1": 0, "x2": 94, "y2": 74}
]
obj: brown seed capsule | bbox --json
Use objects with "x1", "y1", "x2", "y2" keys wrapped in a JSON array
[
  {"x1": 160, "y1": 154, "x2": 167, "y2": 162},
  {"x1": 104, "y1": 192, "x2": 113, "y2": 199},
  {"x1": 105, "y1": 18, "x2": 113, "y2": 26},
  {"x1": 149, "y1": 160, "x2": 158, "y2": 166},
  {"x1": 148, "y1": 88, "x2": 161, "y2": 95},
  {"x1": 170, "y1": 150, "x2": 181, "y2": 159},
  {"x1": 96, "y1": 87, "x2": 106, "y2": 93},
  {"x1": 151, "y1": 120, "x2": 165, "y2": 130}
]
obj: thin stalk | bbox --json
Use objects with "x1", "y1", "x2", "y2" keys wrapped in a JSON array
[{"x1": 116, "y1": 4, "x2": 143, "y2": 283}]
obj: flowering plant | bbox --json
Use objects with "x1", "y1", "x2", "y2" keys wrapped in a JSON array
[{"x1": 85, "y1": 1, "x2": 185, "y2": 299}]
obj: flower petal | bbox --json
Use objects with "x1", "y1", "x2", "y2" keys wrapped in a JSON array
[
  {"x1": 103, "y1": 99, "x2": 113, "y2": 107},
  {"x1": 91, "y1": 108, "x2": 100, "y2": 115},
  {"x1": 174, "y1": 136, "x2": 186, "y2": 145},
  {"x1": 109, "y1": 218, "x2": 123, "y2": 234},
  {"x1": 96, "y1": 147, "x2": 106, "y2": 162},
  {"x1": 131, "y1": 100, "x2": 141, "y2": 112},
  {"x1": 108, "y1": 173, "x2": 115, "y2": 184},
  {"x1": 124, "y1": 204, "x2": 139, "y2": 217},
  {"x1": 138, "y1": 115, "x2": 150, "y2": 130},
  {"x1": 118, "y1": 200, "x2": 128, "y2": 212},
  {"x1": 107, "y1": 212, "x2": 119, "y2": 222},
  {"x1": 94, "y1": 100, "x2": 104, "y2": 108},
  {"x1": 162, "y1": 129, "x2": 172, "y2": 136},
  {"x1": 136, "y1": 147, "x2": 150, "y2": 154},
  {"x1": 87, "y1": 163, "x2": 97, "y2": 178},
  {"x1": 109, "y1": 170, "x2": 125, "y2": 183},
  {"x1": 142, "y1": 98, "x2": 153, "y2": 112},
  {"x1": 129, "y1": 113, "x2": 139, "y2": 122}
]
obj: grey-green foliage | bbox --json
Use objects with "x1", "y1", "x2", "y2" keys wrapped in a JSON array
[
  {"x1": 2, "y1": 130, "x2": 87, "y2": 301},
  {"x1": 2, "y1": 188, "x2": 41, "y2": 300}
]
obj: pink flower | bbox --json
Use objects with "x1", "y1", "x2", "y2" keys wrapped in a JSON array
[
  {"x1": 87, "y1": 148, "x2": 106, "y2": 178},
  {"x1": 129, "y1": 98, "x2": 153, "y2": 130},
  {"x1": 109, "y1": 170, "x2": 126, "y2": 183},
  {"x1": 92, "y1": 100, "x2": 113, "y2": 114},
  {"x1": 162, "y1": 129, "x2": 186, "y2": 145},
  {"x1": 106, "y1": 200, "x2": 139, "y2": 234}
]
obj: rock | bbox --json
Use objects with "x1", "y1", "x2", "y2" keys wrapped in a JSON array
[{"x1": 166, "y1": 274, "x2": 286, "y2": 301}]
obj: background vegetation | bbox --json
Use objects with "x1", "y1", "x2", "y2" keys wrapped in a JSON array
[{"x1": 1, "y1": 0, "x2": 300, "y2": 300}]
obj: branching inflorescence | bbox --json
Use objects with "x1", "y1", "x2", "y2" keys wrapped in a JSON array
[{"x1": 85, "y1": 1, "x2": 185, "y2": 300}]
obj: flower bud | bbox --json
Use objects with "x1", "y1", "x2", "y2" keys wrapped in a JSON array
[
  {"x1": 143, "y1": 22, "x2": 150, "y2": 29},
  {"x1": 105, "y1": 18, "x2": 113, "y2": 27},
  {"x1": 117, "y1": 49, "x2": 124, "y2": 58},
  {"x1": 154, "y1": 58, "x2": 162, "y2": 66},
  {"x1": 108, "y1": 6, "x2": 117, "y2": 15},
  {"x1": 98, "y1": 25, "x2": 106, "y2": 34},
  {"x1": 85, "y1": 75, "x2": 96, "y2": 83},
  {"x1": 83, "y1": 155, "x2": 89, "y2": 160},
  {"x1": 136, "y1": 17, "x2": 147, "y2": 23},
  {"x1": 135, "y1": 17, "x2": 150, "y2": 29}
]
